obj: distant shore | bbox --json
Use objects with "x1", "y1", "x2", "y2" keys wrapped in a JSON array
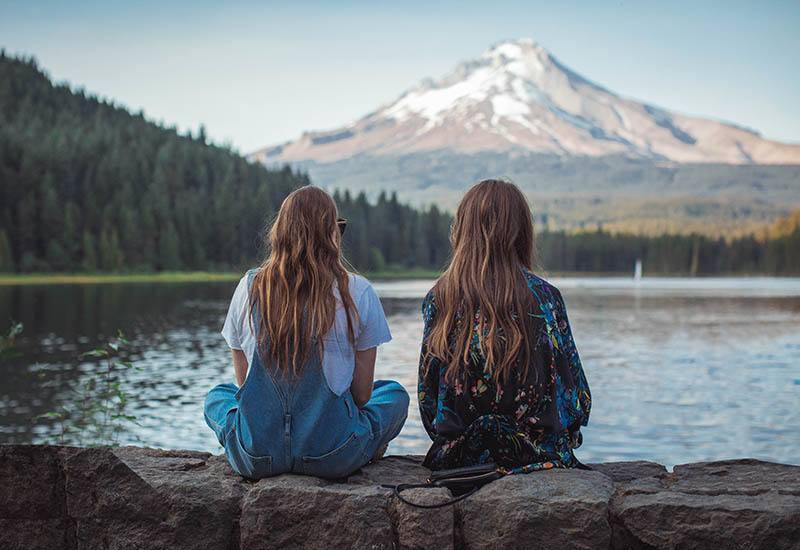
[
  {"x1": 0, "y1": 269, "x2": 445, "y2": 286},
  {"x1": 2, "y1": 269, "x2": 795, "y2": 286},
  {"x1": 0, "y1": 272, "x2": 241, "y2": 285}
]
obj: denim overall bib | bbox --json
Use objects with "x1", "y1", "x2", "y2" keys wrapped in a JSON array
[{"x1": 204, "y1": 270, "x2": 408, "y2": 479}]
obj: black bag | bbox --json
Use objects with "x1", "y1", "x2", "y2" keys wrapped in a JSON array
[{"x1": 382, "y1": 463, "x2": 503, "y2": 509}]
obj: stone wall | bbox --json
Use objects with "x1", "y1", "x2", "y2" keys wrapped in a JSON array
[{"x1": 0, "y1": 445, "x2": 797, "y2": 549}]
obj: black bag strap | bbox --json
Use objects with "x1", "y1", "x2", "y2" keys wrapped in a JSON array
[
  {"x1": 381, "y1": 465, "x2": 503, "y2": 509},
  {"x1": 429, "y1": 463, "x2": 498, "y2": 481},
  {"x1": 380, "y1": 482, "x2": 482, "y2": 509},
  {"x1": 383, "y1": 457, "x2": 591, "y2": 508},
  {"x1": 573, "y1": 457, "x2": 592, "y2": 470}
]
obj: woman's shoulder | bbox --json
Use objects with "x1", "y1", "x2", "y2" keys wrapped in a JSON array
[
  {"x1": 228, "y1": 270, "x2": 255, "y2": 317},
  {"x1": 522, "y1": 269, "x2": 564, "y2": 305},
  {"x1": 242, "y1": 267, "x2": 260, "y2": 288},
  {"x1": 346, "y1": 272, "x2": 378, "y2": 302},
  {"x1": 421, "y1": 284, "x2": 439, "y2": 322},
  {"x1": 423, "y1": 285, "x2": 436, "y2": 303}
]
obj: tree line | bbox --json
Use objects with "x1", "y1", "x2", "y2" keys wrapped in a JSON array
[
  {"x1": 0, "y1": 52, "x2": 798, "y2": 276},
  {"x1": 537, "y1": 220, "x2": 800, "y2": 276},
  {"x1": 0, "y1": 53, "x2": 451, "y2": 274}
]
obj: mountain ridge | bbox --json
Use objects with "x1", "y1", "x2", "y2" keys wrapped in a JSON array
[
  {"x1": 252, "y1": 38, "x2": 800, "y2": 165},
  {"x1": 249, "y1": 39, "x2": 800, "y2": 234}
]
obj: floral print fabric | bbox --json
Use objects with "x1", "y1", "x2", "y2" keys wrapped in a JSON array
[{"x1": 417, "y1": 270, "x2": 591, "y2": 473}]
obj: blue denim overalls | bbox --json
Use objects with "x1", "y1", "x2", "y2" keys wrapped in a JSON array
[{"x1": 204, "y1": 271, "x2": 409, "y2": 479}]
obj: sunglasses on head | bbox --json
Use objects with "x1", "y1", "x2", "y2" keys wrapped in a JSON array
[{"x1": 337, "y1": 218, "x2": 347, "y2": 235}]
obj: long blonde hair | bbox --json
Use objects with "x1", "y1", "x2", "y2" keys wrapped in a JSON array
[
  {"x1": 250, "y1": 186, "x2": 356, "y2": 374},
  {"x1": 425, "y1": 179, "x2": 539, "y2": 383}
]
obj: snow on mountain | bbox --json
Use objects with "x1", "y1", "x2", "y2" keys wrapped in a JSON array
[{"x1": 252, "y1": 38, "x2": 800, "y2": 165}]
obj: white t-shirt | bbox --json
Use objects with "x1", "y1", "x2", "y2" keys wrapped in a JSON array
[{"x1": 221, "y1": 272, "x2": 392, "y2": 395}]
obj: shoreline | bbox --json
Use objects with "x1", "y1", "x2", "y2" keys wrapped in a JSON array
[
  {"x1": 0, "y1": 270, "x2": 443, "y2": 286},
  {"x1": 1, "y1": 270, "x2": 797, "y2": 286}
]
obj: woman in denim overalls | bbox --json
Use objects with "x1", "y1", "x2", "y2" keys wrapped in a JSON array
[{"x1": 204, "y1": 187, "x2": 409, "y2": 479}]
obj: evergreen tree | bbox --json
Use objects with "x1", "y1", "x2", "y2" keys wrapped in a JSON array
[
  {"x1": 45, "y1": 240, "x2": 69, "y2": 271},
  {"x1": 19, "y1": 252, "x2": 38, "y2": 273},
  {"x1": 81, "y1": 231, "x2": 98, "y2": 271},
  {"x1": 0, "y1": 230, "x2": 14, "y2": 272},
  {"x1": 368, "y1": 247, "x2": 386, "y2": 272},
  {"x1": 63, "y1": 202, "x2": 81, "y2": 268},
  {"x1": 108, "y1": 230, "x2": 125, "y2": 271},
  {"x1": 158, "y1": 222, "x2": 181, "y2": 270},
  {"x1": 40, "y1": 172, "x2": 64, "y2": 244},
  {"x1": 99, "y1": 229, "x2": 124, "y2": 271}
]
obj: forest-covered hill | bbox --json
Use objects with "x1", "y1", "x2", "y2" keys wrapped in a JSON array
[
  {"x1": 0, "y1": 53, "x2": 449, "y2": 274},
  {"x1": 0, "y1": 52, "x2": 797, "y2": 276}
]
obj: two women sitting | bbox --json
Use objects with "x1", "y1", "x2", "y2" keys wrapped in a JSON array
[{"x1": 204, "y1": 179, "x2": 591, "y2": 479}]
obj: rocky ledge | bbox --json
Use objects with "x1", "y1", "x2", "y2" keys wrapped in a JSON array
[{"x1": 1, "y1": 445, "x2": 798, "y2": 550}]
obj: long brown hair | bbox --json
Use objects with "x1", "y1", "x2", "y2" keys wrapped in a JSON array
[
  {"x1": 250, "y1": 186, "x2": 357, "y2": 374},
  {"x1": 425, "y1": 179, "x2": 539, "y2": 383}
]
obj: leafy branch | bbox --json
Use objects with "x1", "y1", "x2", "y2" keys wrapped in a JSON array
[
  {"x1": 37, "y1": 330, "x2": 140, "y2": 447},
  {"x1": 0, "y1": 321, "x2": 23, "y2": 361}
]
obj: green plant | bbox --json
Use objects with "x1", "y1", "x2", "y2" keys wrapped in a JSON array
[
  {"x1": 0, "y1": 321, "x2": 23, "y2": 361},
  {"x1": 39, "y1": 330, "x2": 139, "y2": 446}
]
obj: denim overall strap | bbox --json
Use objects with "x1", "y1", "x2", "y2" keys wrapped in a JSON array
[
  {"x1": 243, "y1": 268, "x2": 297, "y2": 470},
  {"x1": 245, "y1": 269, "x2": 289, "y2": 404}
]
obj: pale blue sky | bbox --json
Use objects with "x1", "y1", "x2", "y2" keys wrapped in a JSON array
[{"x1": 2, "y1": 0, "x2": 799, "y2": 152}]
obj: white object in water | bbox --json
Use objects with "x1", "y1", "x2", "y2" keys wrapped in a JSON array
[{"x1": 634, "y1": 259, "x2": 643, "y2": 281}]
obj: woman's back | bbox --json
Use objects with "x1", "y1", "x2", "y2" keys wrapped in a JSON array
[
  {"x1": 416, "y1": 179, "x2": 591, "y2": 472},
  {"x1": 418, "y1": 270, "x2": 591, "y2": 472},
  {"x1": 222, "y1": 270, "x2": 392, "y2": 398}
]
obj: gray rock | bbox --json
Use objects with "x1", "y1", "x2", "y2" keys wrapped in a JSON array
[
  {"x1": 0, "y1": 445, "x2": 68, "y2": 519},
  {"x1": 0, "y1": 518, "x2": 75, "y2": 550},
  {"x1": 611, "y1": 459, "x2": 800, "y2": 549},
  {"x1": 1, "y1": 445, "x2": 798, "y2": 550},
  {"x1": 240, "y1": 476, "x2": 394, "y2": 549},
  {"x1": 387, "y1": 486, "x2": 454, "y2": 550},
  {"x1": 351, "y1": 455, "x2": 454, "y2": 549},
  {"x1": 112, "y1": 448, "x2": 247, "y2": 550},
  {"x1": 349, "y1": 455, "x2": 429, "y2": 487},
  {"x1": 0, "y1": 445, "x2": 247, "y2": 550},
  {"x1": 590, "y1": 460, "x2": 667, "y2": 482},
  {"x1": 457, "y1": 468, "x2": 616, "y2": 550},
  {"x1": 64, "y1": 447, "x2": 170, "y2": 521}
]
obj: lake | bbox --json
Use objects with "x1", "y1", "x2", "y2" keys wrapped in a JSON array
[{"x1": 1, "y1": 277, "x2": 799, "y2": 469}]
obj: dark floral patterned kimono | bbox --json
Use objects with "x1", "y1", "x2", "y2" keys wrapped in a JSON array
[{"x1": 418, "y1": 269, "x2": 591, "y2": 473}]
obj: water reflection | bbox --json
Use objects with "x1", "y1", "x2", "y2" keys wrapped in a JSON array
[{"x1": 1, "y1": 278, "x2": 799, "y2": 468}]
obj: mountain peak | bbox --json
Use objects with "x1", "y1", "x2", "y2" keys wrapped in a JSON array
[
  {"x1": 252, "y1": 40, "x2": 800, "y2": 165},
  {"x1": 483, "y1": 38, "x2": 547, "y2": 61}
]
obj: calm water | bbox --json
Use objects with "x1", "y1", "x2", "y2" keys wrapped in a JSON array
[{"x1": 1, "y1": 277, "x2": 799, "y2": 468}]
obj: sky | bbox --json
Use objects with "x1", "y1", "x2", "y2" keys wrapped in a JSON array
[{"x1": 1, "y1": 0, "x2": 799, "y2": 153}]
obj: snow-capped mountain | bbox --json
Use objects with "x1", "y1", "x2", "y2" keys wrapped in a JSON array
[{"x1": 252, "y1": 39, "x2": 800, "y2": 165}]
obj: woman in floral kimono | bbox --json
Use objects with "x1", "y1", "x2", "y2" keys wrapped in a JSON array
[{"x1": 418, "y1": 179, "x2": 591, "y2": 473}]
